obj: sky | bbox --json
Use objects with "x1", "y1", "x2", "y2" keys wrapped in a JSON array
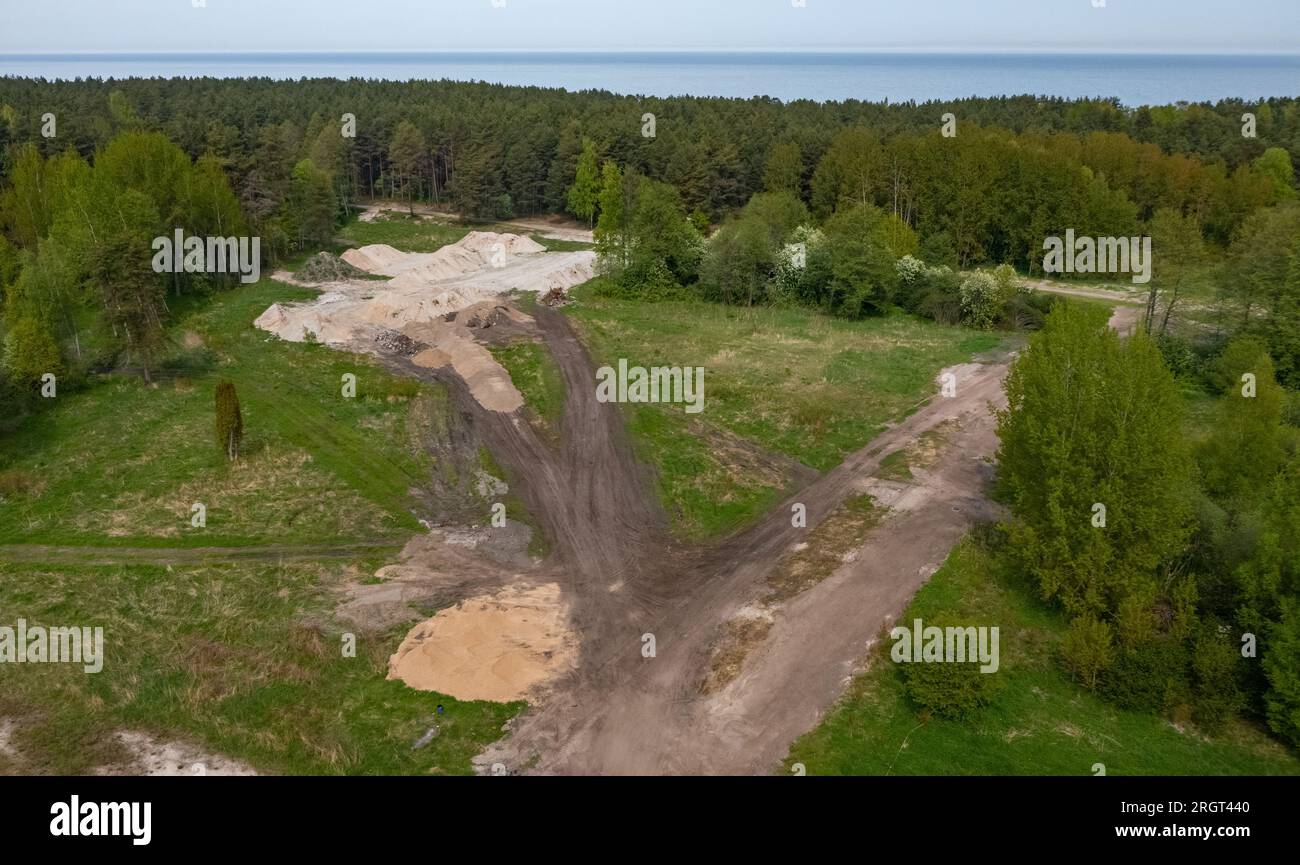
[{"x1": 1, "y1": 0, "x2": 1297, "y2": 54}]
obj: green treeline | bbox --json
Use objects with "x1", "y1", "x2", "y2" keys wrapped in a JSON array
[
  {"x1": 997, "y1": 304, "x2": 1300, "y2": 749},
  {"x1": 0, "y1": 78, "x2": 1297, "y2": 413},
  {"x1": 0, "y1": 78, "x2": 1295, "y2": 227}
]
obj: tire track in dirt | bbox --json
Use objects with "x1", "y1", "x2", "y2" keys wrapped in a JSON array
[
  {"x1": 392, "y1": 303, "x2": 1014, "y2": 775},
  {"x1": 486, "y1": 352, "x2": 1010, "y2": 774},
  {"x1": 0, "y1": 542, "x2": 400, "y2": 566}
]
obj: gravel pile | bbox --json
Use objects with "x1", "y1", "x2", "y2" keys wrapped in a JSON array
[
  {"x1": 373, "y1": 329, "x2": 427, "y2": 357},
  {"x1": 294, "y1": 252, "x2": 368, "y2": 283}
]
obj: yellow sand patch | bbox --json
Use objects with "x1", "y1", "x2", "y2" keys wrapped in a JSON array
[
  {"x1": 408, "y1": 329, "x2": 524, "y2": 413},
  {"x1": 387, "y1": 582, "x2": 576, "y2": 702}
]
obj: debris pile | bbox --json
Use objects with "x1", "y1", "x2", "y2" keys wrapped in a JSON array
[
  {"x1": 373, "y1": 329, "x2": 427, "y2": 357},
  {"x1": 293, "y1": 251, "x2": 368, "y2": 283}
]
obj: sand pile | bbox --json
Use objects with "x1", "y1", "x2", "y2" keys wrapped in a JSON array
[
  {"x1": 410, "y1": 334, "x2": 524, "y2": 413},
  {"x1": 256, "y1": 233, "x2": 593, "y2": 411},
  {"x1": 386, "y1": 232, "x2": 548, "y2": 289},
  {"x1": 340, "y1": 243, "x2": 419, "y2": 275},
  {"x1": 256, "y1": 300, "x2": 359, "y2": 344},
  {"x1": 461, "y1": 230, "x2": 546, "y2": 256},
  {"x1": 257, "y1": 232, "x2": 593, "y2": 346},
  {"x1": 387, "y1": 582, "x2": 576, "y2": 702}
]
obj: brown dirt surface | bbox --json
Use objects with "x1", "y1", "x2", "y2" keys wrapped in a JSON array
[
  {"x1": 386, "y1": 582, "x2": 577, "y2": 702},
  {"x1": 373, "y1": 306, "x2": 1016, "y2": 775}
]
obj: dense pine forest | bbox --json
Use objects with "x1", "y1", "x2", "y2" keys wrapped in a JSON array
[{"x1": 1, "y1": 79, "x2": 1295, "y2": 392}]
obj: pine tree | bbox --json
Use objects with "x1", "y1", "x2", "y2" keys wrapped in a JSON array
[
  {"x1": 389, "y1": 120, "x2": 427, "y2": 215},
  {"x1": 215, "y1": 380, "x2": 243, "y2": 461},
  {"x1": 89, "y1": 231, "x2": 168, "y2": 384},
  {"x1": 763, "y1": 142, "x2": 804, "y2": 196}
]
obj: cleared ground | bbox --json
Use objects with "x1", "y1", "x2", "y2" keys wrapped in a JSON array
[
  {"x1": 4, "y1": 215, "x2": 1277, "y2": 776},
  {"x1": 566, "y1": 291, "x2": 1003, "y2": 538},
  {"x1": 784, "y1": 538, "x2": 1299, "y2": 775}
]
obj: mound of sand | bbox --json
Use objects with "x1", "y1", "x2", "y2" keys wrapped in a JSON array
[
  {"x1": 387, "y1": 582, "x2": 576, "y2": 702},
  {"x1": 259, "y1": 232, "x2": 591, "y2": 346},
  {"x1": 461, "y1": 230, "x2": 546, "y2": 256},
  {"x1": 340, "y1": 243, "x2": 416, "y2": 274},
  {"x1": 409, "y1": 331, "x2": 524, "y2": 413},
  {"x1": 256, "y1": 232, "x2": 593, "y2": 412}
]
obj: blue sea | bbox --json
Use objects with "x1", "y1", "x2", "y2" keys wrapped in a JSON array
[{"x1": 2, "y1": 52, "x2": 1298, "y2": 106}]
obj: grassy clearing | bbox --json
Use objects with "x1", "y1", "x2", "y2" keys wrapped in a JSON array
[
  {"x1": 783, "y1": 537, "x2": 1299, "y2": 776},
  {"x1": 338, "y1": 213, "x2": 590, "y2": 253},
  {"x1": 337, "y1": 214, "x2": 473, "y2": 253},
  {"x1": 621, "y1": 404, "x2": 796, "y2": 539},
  {"x1": 0, "y1": 274, "x2": 524, "y2": 774},
  {"x1": 0, "y1": 560, "x2": 518, "y2": 775},
  {"x1": 0, "y1": 278, "x2": 440, "y2": 548},
  {"x1": 489, "y1": 339, "x2": 566, "y2": 441},
  {"x1": 567, "y1": 290, "x2": 1002, "y2": 538}
]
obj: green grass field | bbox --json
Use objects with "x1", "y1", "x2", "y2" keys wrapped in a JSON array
[
  {"x1": 0, "y1": 278, "x2": 436, "y2": 548},
  {"x1": 489, "y1": 338, "x2": 566, "y2": 440},
  {"x1": 338, "y1": 212, "x2": 591, "y2": 253},
  {"x1": 0, "y1": 559, "x2": 518, "y2": 775},
  {"x1": 0, "y1": 274, "x2": 522, "y2": 773},
  {"x1": 783, "y1": 537, "x2": 1299, "y2": 776},
  {"x1": 566, "y1": 289, "x2": 1003, "y2": 538}
]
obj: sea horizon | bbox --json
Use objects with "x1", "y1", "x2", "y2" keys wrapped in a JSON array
[{"x1": 2, "y1": 50, "x2": 1298, "y2": 106}]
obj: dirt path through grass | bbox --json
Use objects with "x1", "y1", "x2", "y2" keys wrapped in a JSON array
[
  {"x1": 1026, "y1": 279, "x2": 1144, "y2": 334},
  {"x1": 377, "y1": 299, "x2": 1014, "y2": 774},
  {"x1": 0, "y1": 541, "x2": 398, "y2": 565}
]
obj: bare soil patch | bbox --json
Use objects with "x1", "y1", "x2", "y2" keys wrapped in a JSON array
[
  {"x1": 387, "y1": 582, "x2": 576, "y2": 702},
  {"x1": 257, "y1": 233, "x2": 590, "y2": 414},
  {"x1": 96, "y1": 731, "x2": 258, "y2": 776}
]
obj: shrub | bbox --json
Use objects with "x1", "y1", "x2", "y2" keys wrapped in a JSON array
[
  {"x1": 1263, "y1": 600, "x2": 1300, "y2": 750},
  {"x1": 1190, "y1": 622, "x2": 1244, "y2": 733},
  {"x1": 1155, "y1": 332, "x2": 1200, "y2": 379},
  {"x1": 1060, "y1": 614, "x2": 1114, "y2": 690},
  {"x1": 214, "y1": 379, "x2": 244, "y2": 461},
  {"x1": 1100, "y1": 637, "x2": 1190, "y2": 714},
  {"x1": 1001, "y1": 290, "x2": 1052, "y2": 331},
  {"x1": 901, "y1": 659, "x2": 996, "y2": 721},
  {"x1": 894, "y1": 255, "x2": 926, "y2": 310},
  {"x1": 991, "y1": 263, "x2": 1022, "y2": 299},
  {"x1": 959, "y1": 271, "x2": 1001, "y2": 329},
  {"x1": 916, "y1": 266, "x2": 962, "y2": 324},
  {"x1": 3, "y1": 315, "x2": 63, "y2": 387}
]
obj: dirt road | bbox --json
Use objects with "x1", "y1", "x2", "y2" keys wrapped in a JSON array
[
  {"x1": 354, "y1": 202, "x2": 594, "y2": 244},
  {"x1": 383, "y1": 302, "x2": 1012, "y2": 774},
  {"x1": 1026, "y1": 278, "x2": 1144, "y2": 335},
  {"x1": 0, "y1": 541, "x2": 399, "y2": 566}
]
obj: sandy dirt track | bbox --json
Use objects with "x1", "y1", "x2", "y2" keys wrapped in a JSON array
[
  {"x1": 381, "y1": 301, "x2": 1012, "y2": 775},
  {"x1": 355, "y1": 202, "x2": 595, "y2": 243},
  {"x1": 1026, "y1": 278, "x2": 1144, "y2": 335}
]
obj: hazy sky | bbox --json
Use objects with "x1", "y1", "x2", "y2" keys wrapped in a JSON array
[{"x1": 2, "y1": 0, "x2": 1298, "y2": 54}]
